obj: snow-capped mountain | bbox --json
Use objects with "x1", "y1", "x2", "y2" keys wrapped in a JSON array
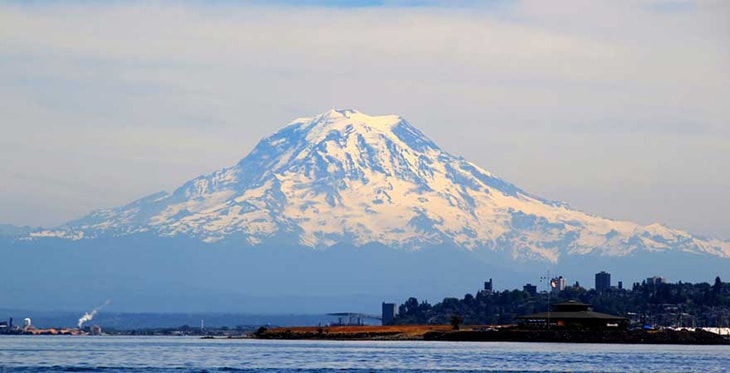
[{"x1": 35, "y1": 109, "x2": 730, "y2": 262}]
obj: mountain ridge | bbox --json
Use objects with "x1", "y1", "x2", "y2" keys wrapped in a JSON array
[{"x1": 26, "y1": 109, "x2": 730, "y2": 262}]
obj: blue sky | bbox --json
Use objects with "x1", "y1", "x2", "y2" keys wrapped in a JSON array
[{"x1": 0, "y1": 0, "x2": 728, "y2": 238}]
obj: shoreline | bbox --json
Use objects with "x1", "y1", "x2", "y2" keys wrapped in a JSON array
[{"x1": 254, "y1": 325, "x2": 730, "y2": 345}]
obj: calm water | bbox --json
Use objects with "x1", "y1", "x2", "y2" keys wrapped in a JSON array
[{"x1": 0, "y1": 336, "x2": 728, "y2": 372}]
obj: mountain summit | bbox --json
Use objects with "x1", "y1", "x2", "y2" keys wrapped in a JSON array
[{"x1": 39, "y1": 109, "x2": 730, "y2": 262}]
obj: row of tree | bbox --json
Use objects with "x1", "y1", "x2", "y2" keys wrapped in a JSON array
[{"x1": 392, "y1": 277, "x2": 730, "y2": 327}]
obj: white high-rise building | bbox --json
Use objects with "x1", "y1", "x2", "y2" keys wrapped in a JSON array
[{"x1": 550, "y1": 276, "x2": 566, "y2": 293}]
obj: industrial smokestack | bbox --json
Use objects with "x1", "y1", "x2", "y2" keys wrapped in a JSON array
[{"x1": 78, "y1": 300, "x2": 111, "y2": 329}]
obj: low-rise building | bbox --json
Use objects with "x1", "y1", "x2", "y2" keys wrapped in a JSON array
[
  {"x1": 647, "y1": 276, "x2": 668, "y2": 285},
  {"x1": 516, "y1": 300, "x2": 628, "y2": 330},
  {"x1": 523, "y1": 283, "x2": 537, "y2": 296}
]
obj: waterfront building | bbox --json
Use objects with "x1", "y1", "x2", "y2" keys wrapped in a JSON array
[
  {"x1": 88, "y1": 325, "x2": 102, "y2": 335},
  {"x1": 516, "y1": 300, "x2": 628, "y2": 330},
  {"x1": 381, "y1": 303, "x2": 396, "y2": 325},
  {"x1": 595, "y1": 271, "x2": 611, "y2": 292}
]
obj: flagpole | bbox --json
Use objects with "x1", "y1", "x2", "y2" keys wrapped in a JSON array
[
  {"x1": 541, "y1": 270, "x2": 551, "y2": 330},
  {"x1": 541, "y1": 270, "x2": 553, "y2": 330}
]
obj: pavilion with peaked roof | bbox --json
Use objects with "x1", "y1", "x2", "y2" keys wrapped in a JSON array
[{"x1": 516, "y1": 300, "x2": 628, "y2": 330}]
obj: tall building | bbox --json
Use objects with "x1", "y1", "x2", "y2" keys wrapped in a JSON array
[
  {"x1": 381, "y1": 303, "x2": 396, "y2": 325},
  {"x1": 550, "y1": 276, "x2": 566, "y2": 293},
  {"x1": 483, "y1": 278, "x2": 493, "y2": 294},
  {"x1": 595, "y1": 271, "x2": 611, "y2": 292},
  {"x1": 523, "y1": 283, "x2": 537, "y2": 296}
]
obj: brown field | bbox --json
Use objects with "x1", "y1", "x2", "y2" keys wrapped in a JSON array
[
  {"x1": 26, "y1": 328, "x2": 85, "y2": 335},
  {"x1": 257, "y1": 324, "x2": 730, "y2": 344},
  {"x1": 260, "y1": 324, "x2": 508, "y2": 340},
  {"x1": 271, "y1": 324, "x2": 450, "y2": 334}
]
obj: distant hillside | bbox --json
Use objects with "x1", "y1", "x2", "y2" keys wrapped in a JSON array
[{"x1": 0, "y1": 224, "x2": 33, "y2": 237}]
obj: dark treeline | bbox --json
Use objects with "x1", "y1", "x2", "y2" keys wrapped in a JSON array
[{"x1": 392, "y1": 277, "x2": 730, "y2": 327}]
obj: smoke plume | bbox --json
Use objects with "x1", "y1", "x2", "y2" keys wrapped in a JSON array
[{"x1": 78, "y1": 299, "x2": 111, "y2": 328}]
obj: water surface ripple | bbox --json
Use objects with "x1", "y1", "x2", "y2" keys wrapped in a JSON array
[{"x1": 1, "y1": 336, "x2": 727, "y2": 372}]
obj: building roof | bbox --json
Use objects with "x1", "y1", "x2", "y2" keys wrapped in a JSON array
[
  {"x1": 516, "y1": 310, "x2": 627, "y2": 321},
  {"x1": 553, "y1": 300, "x2": 590, "y2": 307},
  {"x1": 516, "y1": 299, "x2": 627, "y2": 321},
  {"x1": 551, "y1": 300, "x2": 591, "y2": 312}
]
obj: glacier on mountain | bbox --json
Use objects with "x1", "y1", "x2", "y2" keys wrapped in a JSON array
[{"x1": 33, "y1": 109, "x2": 730, "y2": 262}]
